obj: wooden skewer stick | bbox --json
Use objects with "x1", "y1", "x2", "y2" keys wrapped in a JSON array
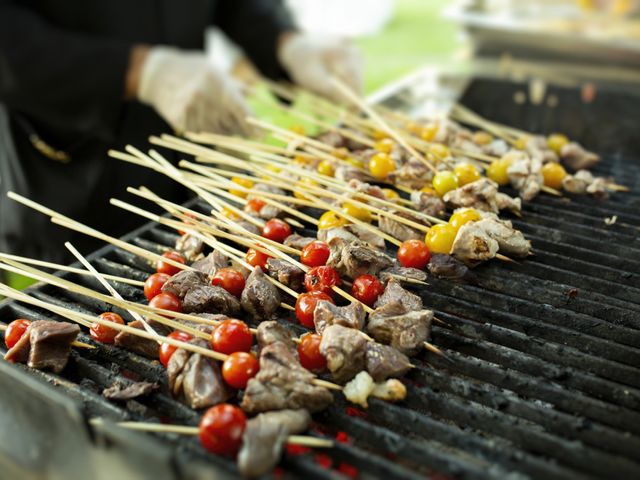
[
  {"x1": 0, "y1": 322, "x2": 95, "y2": 350},
  {"x1": 89, "y1": 419, "x2": 334, "y2": 448}
]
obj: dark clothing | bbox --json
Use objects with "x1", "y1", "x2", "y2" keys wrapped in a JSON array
[{"x1": 0, "y1": 0, "x2": 294, "y2": 262}]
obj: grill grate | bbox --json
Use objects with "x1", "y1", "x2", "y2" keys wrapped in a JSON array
[{"x1": 1, "y1": 79, "x2": 639, "y2": 479}]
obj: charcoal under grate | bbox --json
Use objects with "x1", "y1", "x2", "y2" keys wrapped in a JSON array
[{"x1": 0, "y1": 78, "x2": 639, "y2": 480}]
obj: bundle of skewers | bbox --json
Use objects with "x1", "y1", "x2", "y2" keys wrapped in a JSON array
[{"x1": 0, "y1": 79, "x2": 629, "y2": 477}]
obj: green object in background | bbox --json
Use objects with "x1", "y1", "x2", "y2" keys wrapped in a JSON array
[{"x1": 7, "y1": 272, "x2": 35, "y2": 290}]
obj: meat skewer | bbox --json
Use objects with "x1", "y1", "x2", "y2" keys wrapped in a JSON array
[{"x1": 0, "y1": 322, "x2": 93, "y2": 350}]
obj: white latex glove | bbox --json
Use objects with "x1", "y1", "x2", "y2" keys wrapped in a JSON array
[
  {"x1": 138, "y1": 46, "x2": 254, "y2": 136},
  {"x1": 278, "y1": 33, "x2": 363, "y2": 104}
]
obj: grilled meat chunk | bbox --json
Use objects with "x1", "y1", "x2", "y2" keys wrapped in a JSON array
[
  {"x1": 379, "y1": 266, "x2": 428, "y2": 284},
  {"x1": 374, "y1": 279, "x2": 422, "y2": 311},
  {"x1": 427, "y1": 254, "x2": 477, "y2": 284},
  {"x1": 161, "y1": 270, "x2": 208, "y2": 299},
  {"x1": 192, "y1": 251, "x2": 229, "y2": 277},
  {"x1": 241, "y1": 341, "x2": 333, "y2": 414},
  {"x1": 368, "y1": 302, "x2": 432, "y2": 355},
  {"x1": 313, "y1": 301, "x2": 366, "y2": 334},
  {"x1": 329, "y1": 240, "x2": 395, "y2": 280},
  {"x1": 451, "y1": 222, "x2": 499, "y2": 265},
  {"x1": 365, "y1": 342, "x2": 412, "y2": 382},
  {"x1": 175, "y1": 234, "x2": 204, "y2": 262},
  {"x1": 5, "y1": 320, "x2": 80, "y2": 373},
  {"x1": 378, "y1": 211, "x2": 423, "y2": 242},
  {"x1": 256, "y1": 203, "x2": 282, "y2": 220},
  {"x1": 474, "y1": 218, "x2": 531, "y2": 258},
  {"x1": 586, "y1": 177, "x2": 609, "y2": 200},
  {"x1": 114, "y1": 320, "x2": 171, "y2": 359},
  {"x1": 507, "y1": 153, "x2": 543, "y2": 201},
  {"x1": 444, "y1": 178, "x2": 521, "y2": 215},
  {"x1": 182, "y1": 285, "x2": 241, "y2": 316},
  {"x1": 103, "y1": 381, "x2": 159, "y2": 401},
  {"x1": 335, "y1": 165, "x2": 372, "y2": 183},
  {"x1": 237, "y1": 409, "x2": 311, "y2": 478},
  {"x1": 347, "y1": 180, "x2": 386, "y2": 201},
  {"x1": 388, "y1": 159, "x2": 434, "y2": 190},
  {"x1": 284, "y1": 234, "x2": 315, "y2": 250},
  {"x1": 167, "y1": 338, "x2": 232, "y2": 410},
  {"x1": 410, "y1": 191, "x2": 446, "y2": 218},
  {"x1": 241, "y1": 267, "x2": 281, "y2": 320},
  {"x1": 560, "y1": 142, "x2": 600, "y2": 171},
  {"x1": 343, "y1": 371, "x2": 375, "y2": 408},
  {"x1": 320, "y1": 324, "x2": 368, "y2": 384},
  {"x1": 266, "y1": 258, "x2": 305, "y2": 292},
  {"x1": 343, "y1": 224, "x2": 386, "y2": 250},
  {"x1": 236, "y1": 221, "x2": 262, "y2": 236},
  {"x1": 562, "y1": 169, "x2": 593, "y2": 194},
  {"x1": 256, "y1": 321, "x2": 295, "y2": 351}
]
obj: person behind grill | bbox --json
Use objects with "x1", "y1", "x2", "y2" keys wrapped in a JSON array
[{"x1": 0, "y1": 0, "x2": 363, "y2": 263}]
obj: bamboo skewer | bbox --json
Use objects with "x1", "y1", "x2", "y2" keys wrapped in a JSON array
[{"x1": 0, "y1": 321, "x2": 95, "y2": 350}]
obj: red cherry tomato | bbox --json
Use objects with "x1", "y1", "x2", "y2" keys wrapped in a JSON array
[
  {"x1": 262, "y1": 218, "x2": 292, "y2": 243},
  {"x1": 211, "y1": 268, "x2": 246, "y2": 298},
  {"x1": 222, "y1": 351, "x2": 260, "y2": 389},
  {"x1": 211, "y1": 319, "x2": 253, "y2": 354},
  {"x1": 245, "y1": 248, "x2": 271, "y2": 270},
  {"x1": 198, "y1": 403, "x2": 247, "y2": 456},
  {"x1": 4, "y1": 319, "x2": 31, "y2": 349},
  {"x1": 144, "y1": 273, "x2": 171, "y2": 301},
  {"x1": 159, "y1": 331, "x2": 194, "y2": 368},
  {"x1": 295, "y1": 291, "x2": 334, "y2": 328},
  {"x1": 157, "y1": 251, "x2": 186, "y2": 276},
  {"x1": 244, "y1": 198, "x2": 266, "y2": 214},
  {"x1": 351, "y1": 274, "x2": 384, "y2": 307},
  {"x1": 304, "y1": 266, "x2": 341, "y2": 296},
  {"x1": 397, "y1": 239, "x2": 431, "y2": 270},
  {"x1": 90, "y1": 312, "x2": 125, "y2": 344},
  {"x1": 300, "y1": 241, "x2": 330, "y2": 267},
  {"x1": 297, "y1": 333, "x2": 327, "y2": 371},
  {"x1": 148, "y1": 292, "x2": 182, "y2": 316}
]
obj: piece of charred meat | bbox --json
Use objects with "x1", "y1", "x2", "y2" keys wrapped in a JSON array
[
  {"x1": 182, "y1": 285, "x2": 241, "y2": 316},
  {"x1": 507, "y1": 153, "x2": 544, "y2": 201},
  {"x1": 562, "y1": 169, "x2": 609, "y2": 199},
  {"x1": 378, "y1": 211, "x2": 424, "y2": 242},
  {"x1": 374, "y1": 279, "x2": 423, "y2": 311},
  {"x1": 410, "y1": 191, "x2": 446, "y2": 218},
  {"x1": 379, "y1": 266, "x2": 428, "y2": 284},
  {"x1": 4, "y1": 320, "x2": 80, "y2": 373},
  {"x1": 175, "y1": 234, "x2": 204, "y2": 263},
  {"x1": 444, "y1": 178, "x2": 521, "y2": 215},
  {"x1": 342, "y1": 224, "x2": 386, "y2": 250},
  {"x1": 427, "y1": 254, "x2": 477, "y2": 285},
  {"x1": 313, "y1": 301, "x2": 366, "y2": 334},
  {"x1": 241, "y1": 341, "x2": 333, "y2": 414},
  {"x1": 265, "y1": 258, "x2": 305, "y2": 292},
  {"x1": 161, "y1": 270, "x2": 208, "y2": 299},
  {"x1": 284, "y1": 234, "x2": 315, "y2": 250},
  {"x1": 103, "y1": 381, "x2": 159, "y2": 401},
  {"x1": 320, "y1": 324, "x2": 368, "y2": 384},
  {"x1": 329, "y1": 240, "x2": 395, "y2": 280},
  {"x1": 192, "y1": 251, "x2": 229, "y2": 277},
  {"x1": 368, "y1": 301, "x2": 432, "y2": 356},
  {"x1": 474, "y1": 218, "x2": 532, "y2": 258},
  {"x1": 335, "y1": 164, "x2": 373, "y2": 183},
  {"x1": 451, "y1": 222, "x2": 499, "y2": 265},
  {"x1": 256, "y1": 321, "x2": 296, "y2": 351},
  {"x1": 114, "y1": 320, "x2": 171, "y2": 359},
  {"x1": 560, "y1": 142, "x2": 600, "y2": 171},
  {"x1": 167, "y1": 338, "x2": 232, "y2": 410},
  {"x1": 237, "y1": 409, "x2": 311, "y2": 478},
  {"x1": 388, "y1": 159, "x2": 434, "y2": 190},
  {"x1": 365, "y1": 342, "x2": 412, "y2": 382},
  {"x1": 241, "y1": 267, "x2": 281, "y2": 320}
]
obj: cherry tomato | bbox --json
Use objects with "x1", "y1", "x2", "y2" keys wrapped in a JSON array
[
  {"x1": 90, "y1": 312, "x2": 125, "y2": 344},
  {"x1": 262, "y1": 218, "x2": 292, "y2": 243},
  {"x1": 245, "y1": 248, "x2": 271, "y2": 270},
  {"x1": 244, "y1": 198, "x2": 266, "y2": 214},
  {"x1": 297, "y1": 333, "x2": 327, "y2": 371},
  {"x1": 420, "y1": 123, "x2": 438, "y2": 141},
  {"x1": 229, "y1": 177, "x2": 254, "y2": 199},
  {"x1": 473, "y1": 131, "x2": 493, "y2": 146},
  {"x1": 486, "y1": 158, "x2": 511, "y2": 186},
  {"x1": 199, "y1": 403, "x2": 247, "y2": 456},
  {"x1": 429, "y1": 143, "x2": 451, "y2": 162},
  {"x1": 159, "y1": 331, "x2": 193, "y2": 368},
  {"x1": 382, "y1": 188, "x2": 400, "y2": 201},
  {"x1": 374, "y1": 138, "x2": 395, "y2": 154},
  {"x1": 449, "y1": 208, "x2": 481, "y2": 232},
  {"x1": 295, "y1": 291, "x2": 334, "y2": 328},
  {"x1": 541, "y1": 162, "x2": 567, "y2": 189},
  {"x1": 342, "y1": 202, "x2": 372, "y2": 222},
  {"x1": 144, "y1": 273, "x2": 171, "y2": 301},
  {"x1": 397, "y1": 239, "x2": 432, "y2": 269},
  {"x1": 4, "y1": 319, "x2": 31, "y2": 349},
  {"x1": 425, "y1": 224, "x2": 457, "y2": 255},
  {"x1": 222, "y1": 351, "x2": 259, "y2": 389},
  {"x1": 318, "y1": 211, "x2": 348, "y2": 230},
  {"x1": 157, "y1": 251, "x2": 186, "y2": 276},
  {"x1": 304, "y1": 266, "x2": 341, "y2": 296},
  {"x1": 211, "y1": 268, "x2": 246, "y2": 298},
  {"x1": 211, "y1": 319, "x2": 253, "y2": 354},
  {"x1": 432, "y1": 171, "x2": 459, "y2": 197},
  {"x1": 300, "y1": 241, "x2": 330, "y2": 267},
  {"x1": 148, "y1": 292, "x2": 182, "y2": 316},
  {"x1": 453, "y1": 163, "x2": 481, "y2": 186},
  {"x1": 369, "y1": 152, "x2": 396, "y2": 179},
  {"x1": 351, "y1": 274, "x2": 384, "y2": 307},
  {"x1": 317, "y1": 160, "x2": 335, "y2": 177},
  {"x1": 547, "y1": 133, "x2": 569, "y2": 154}
]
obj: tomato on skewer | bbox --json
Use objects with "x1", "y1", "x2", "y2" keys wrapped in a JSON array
[
  {"x1": 244, "y1": 198, "x2": 266, "y2": 214},
  {"x1": 304, "y1": 266, "x2": 341, "y2": 296},
  {"x1": 397, "y1": 240, "x2": 431, "y2": 269},
  {"x1": 199, "y1": 403, "x2": 247, "y2": 456},
  {"x1": 245, "y1": 248, "x2": 271, "y2": 270},
  {"x1": 295, "y1": 291, "x2": 333, "y2": 328},
  {"x1": 90, "y1": 312, "x2": 125, "y2": 344},
  {"x1": 351, "y1": 274, "x2": 384, "y2": 307},
  {"x1": 157, "y1": 251, "x2": 186, "y2": 276},
  {"x1": 159, "y1": 331, "x2": 193, "y2": 367},
  {"x1": 262, "y1": 219, "x2": 292, "y2": 243},
  {"x1": 300, "y1": 241, "x2": 330, "y2": 267},
  {"x1": 297, "y1": 333, "x2": 326, "y2": 371},
  {"x1": 211, "y1": 268, "x2": 245, "y2": 298},
  {"x1": 4, "y1": 319, "x2": 31, "y2": 349},
  {"x1": 211, "y1": 319, "x2": 253, "y2": 355},
  {"x1": 222, "y1": 351, "x2": 259, "y2": 389},
  {"x1": 144, "y1": 273, "x2": 171, "y2": 301},
  {"x1": 148, "y1": 292, "x2": 182, "y2": 316}
]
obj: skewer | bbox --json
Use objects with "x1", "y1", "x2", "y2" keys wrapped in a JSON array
[
  {"x1": 0, "y1": 322, "x2": 95, "y2": 350},
  {"x1": 89, "y1": 419, "x2": 334, "y2": 448}
]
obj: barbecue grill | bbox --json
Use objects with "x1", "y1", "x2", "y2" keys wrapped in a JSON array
[{"x1": 1, "y1": 77, "x2": 639, "y2": 480}]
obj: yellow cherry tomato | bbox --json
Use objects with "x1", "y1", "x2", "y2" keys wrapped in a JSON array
[
  {"x1": 449, "y1": 208, "x2": 481, "y2": 232},
  {"x1": 382, "y1": 188, "x2": 400, "y2": 201},
  {"x1": 547, "y1": 133, "x2": 569, "y2": 155},
  {"x1": 318, "y1": 211, "x2": 348, "y2": 230},
  {"x1": 294, "y1": 154, "x2": 313, "y2": 166},
  {"x1": 374, "y1": 138, "x2": 395, "y2": 154},
  {"x1": 373, "y1": 129, "x2": 389, "y2": 140},
  {"x1": 317, "y1": 160, "x2": 335, "y2": 177},
  {"x1": 406, "y1": 121, "x2": 422, "y2": 134},
  {"x1": 453, "y1": 163, "x2": 481, "y2": 186},
  {"x1": 343, "y1": 202, "x2": 372, "y2": 223},
  {"x1": 432, "y1": 171, "x2": 459, "y2": 197},
  {"x1": 420, "y1": 123, "x2": 438, "y2": 142},
  {"x1": 229, "y1": 177, "x2": 254, "y2": 198},
  {"x1": 289, "y1": 125, "x2": 306, "y2": 136},
  {"x1": 419, "y1": 186, "x2": 436, "y2": 195},
  {"x1": 486, "y1": 158, "x2": 512, "y2": 186},
  {"x1": 294, "y1": 179, "x2": 318, "y2": 200},
  {"x1": 425, "y1": 224, "x2": 457, "y2": 255},
  {"x1": 346, "y1": 157, "x2": 364, "y2": 169},
  {"x1": 514, "y1": 136, "x2": 529, "y2": 150},
  {"x1": 369, "y1": 152, "x2": 396, "y2": 180},
  {"x1": 429, "y1": 143, "x2": 450, "y2": 162},
  {"x1": 221, "y1": 207, "x2": 240, "y2": 220},
  {"x1": 541, "y1": 162, "x2": 567, "y2": 189},
  {"x1": 333, "y1": 148, "x2": 350, "y2": 159},
  {"x1": 473, "y1": 131, "x2": 493, "y2": 146}
]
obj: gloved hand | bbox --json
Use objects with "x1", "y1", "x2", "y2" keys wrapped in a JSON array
[
  {"x1": 137, "y1": 46, "x2": 254, "y2": 136},
  {"x1": 278, "y1": 33, "x2": 363, "y2": 104}
]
